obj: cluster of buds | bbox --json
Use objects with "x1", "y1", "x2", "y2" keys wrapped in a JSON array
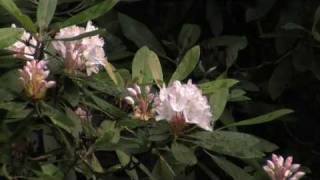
[
  {"x1": 52, "y1": 21, "x2": 106, "y2": 76},
  {"x1": 7, "y1": 24, "x2": 37, "y2": 59},
  {"x1": 124, "y1": 84, "x2": 156, "y2": 121},
  {"x1": 19, "y1": 60, "x2": 55, "y2": 100},
  {"x1": 155, "y1": 80, "x2": 213, "y2": 134},
  {"x1": 263, "y1": 154, "x2": 305, "y2": 180}
]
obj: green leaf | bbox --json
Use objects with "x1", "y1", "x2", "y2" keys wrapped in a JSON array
[
  {"x1": 147, "y1": 51, "x2": 163, "y2": 86},
  {"x1": 132, "y1": 46, "x2": 160, "y2": 84},
  {"x1": 282, "y1": 23, "x2": 307, "y2": 31},
  {"x1": 206, "y1": 0, "x2": 223, "y2": 36},
  {"x1": 90, "y1": 153, "x2": 105, "y2": 173},
  {"x1": 255, "y1": 138, "x2": 279, "y2": 153},
  {"x1": 37, "y1": 0, "x2": 57, "y2": 30},
  {"x1": 0, "y1": 69, "x2": 24, "y2": 94},
  {"x1": 178, "y1": 24, "x2": 201, "y2": 51},
  {"x1": 209, "y1": 88, "x2": 229, "y2": 121},
  {"x1": 221, "y1": 109, "x2": 293, "y2": 129},
  {"x1": 118, "y1": 13, "x2": 166, "y2": 56},
  {"x1": 83, "y1": 88, "x2": 127, "y2": 118},
  {"x1": 188, "y1": 131, "x2": 265, "y2": 159},
  {"x1": 0, "y1": 28, "x2": 24, "y2": 49},
  {"x1": 54, "y1": 0, "x2": 119, "y2": 29},
  {"x1": 171, "y1": 142, "x2": 197, "y2": 165},
  {"x1": 41, "y1": 103, "x2": 75, "y2": 133},
  {"x1": 116, "y1": 150, "x2": 139, "y2": 180},
  {"x1": 0, "y1": 0, "x2": 36, "y2": 33},
  {"x1": 169, "y1": 45, "x2": 200, "y2": 83},
  {"x1": 152, "y1": 156, "x2": 175, "y2": 180},
  {"x1": 199, "y1": 79, "x2": 239, "y2": 95},
  {"x1": 207, "y1": 153, "x2": 254, "y2": 180}
]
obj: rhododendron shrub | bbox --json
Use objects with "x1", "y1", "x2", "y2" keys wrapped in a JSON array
[{"x1": 0, "y1": 0, "x2": 306, "y2": 180}]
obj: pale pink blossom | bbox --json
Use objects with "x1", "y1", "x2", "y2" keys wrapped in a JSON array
[
  {"x1": 263, "y1": 154, "x2": 305, "y2": 180},
  {"x1": 7, "y1": 24, "x2": 37, "y2": 59},
  {"x1": 155, "y1": 80, "x2": 213, "y2": 132},
  {"x1": 124, "y1": 84, "x2": 156, "y2": 121},
  {"x1": 75, "y1": 107, "x2": 92, "y2": 122},
  {"x1": 19, "y1": 60, "x2": 55, "y2": 100},
  {"x1": 52, "y1": 21, "x2": 106, "y2": 76}
]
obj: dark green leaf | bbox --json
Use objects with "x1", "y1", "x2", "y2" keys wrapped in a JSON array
[
  {"x1": 221, "y1": 109, "x2": 293, "y2": 129},
  {"x1": 188, "y1": 131, "x2": 265, "y2": 159},
  {"x1": 54, "y1": 0, "x2": 119, "y2": 29},
  {"x1": 246, "y1": 0, "x2": 277, "y2": 22},
  {"x1": 206, "y1": 0, "x2": 223, "y2": 36},
  {"x1": 152, "y1": 156, "x2": 175, "y2": 180},
  {"x1": 116, "y1": 150, "x2": 139, "y2": 180},
  {"x1": 312, "y1": 5, "x2": 320, "y2": 41},
  {"x1": 207, "y1": 153, "x2": 254, "y2": 180},
  {"x1": 118, "y1": 13, "x2": 166, "y2": 56},
  {"x1": 204, "y1": 36, "x2": 247, "y2": 68},
  {"x1": 178, "y1": 24, "x2": 201, "y2": 51},
  {"x1": 0, "y1": 0, "x2": 36, "y2": 33},
  {"x1": 171, "y1": 142, "x2": 197, "y2": 165},
  {"x1": 268, "y1": 60, "x2": 293, "y2": 100},
  {"x1": 0, "y1": 69, "x2": 24, "y2": 94},
  {"x1": 42, "y1": 103, "x2": 75, "y2": 133}
]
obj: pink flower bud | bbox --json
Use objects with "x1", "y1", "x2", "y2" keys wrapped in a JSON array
[
  {"x1": 263, "y1": 154, "x2": 305, "y2": 180},
  {"x1": 127, "y1": 88, "x2": 137, "y2": 97},
  {"x1": 134, "y1": 84, "x2": 141, "y2": 95},
  {"x1": 124, "y1": 96, "x2": 135, "y2": 105}
]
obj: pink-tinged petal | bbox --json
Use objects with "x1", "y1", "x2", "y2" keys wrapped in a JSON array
[
  {"x1": 263, "y1": 166, "x2": 275, "y2": 177},
  {"x1": 291, "y1": 164, "x2": 301, "y2": 172},
  {"x1": 46, "y1": 81, "x2": 56, "y2": 88},
  {"x1": 292, "y1": 171, "x2": 305, "y2": 179},
  {"x1": 278, "y1": 155, "x2": 284, "y2": 167},
  {"x1": 284, "y1": 169, "x2": 291, "y2": 177},
  {"x1": 267, "y1": 160, "x2": 275, "y2": 169},
  {"x1": 127, "y1": 88, "x2": 137, "y2": 97},
  {"x1": 145, "y1": 86, "x2": 151, "y2": 94},
  {"x1": 285, "y1": 156, "x2": 293, "y2": 168},
  {"x1": 134, "y1": 84, "x2": 141, "y2": 95}
]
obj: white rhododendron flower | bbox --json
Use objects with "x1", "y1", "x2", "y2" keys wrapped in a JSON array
[
  {"x1": 7, "y1": 24, "x2": 37, "y2": 59},
  {"x1": 52, "y1": 21, "x2": 106, "y2": 76},
  {"x1": 155, "y1": 80, "x2": 213, "y2": 131},
  {"x1": 19, "y1": 60, "x2": 55, "y2": 100}
]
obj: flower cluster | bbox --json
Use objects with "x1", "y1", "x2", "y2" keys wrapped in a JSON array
[
  {"x1": 7, "y1": 24, "x2": 37, "y2": 59},
  {"x1": 75, "y1": 106, "x2": 92, "y2": 122},
  {"x1": 52, "y1": 21, "x2": 106, "y2": 76},
  {"x1": 155, "y1": 80, "x2": 213, "y2": 132},
  {"x1": 263, "y1": 154, "x2": 305, "y2": 180},
  {"x1": 19, "y1": 60, "x2": 55, "y2": 100},
  {"x1": 124, "y1": 84, "x2": 156, "y2": 121}
]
